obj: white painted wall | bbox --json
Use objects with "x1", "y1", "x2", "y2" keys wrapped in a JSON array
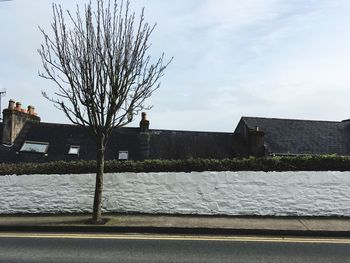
[{"x1": 1, "y1": 171, "x2": 350, "y2": 216}]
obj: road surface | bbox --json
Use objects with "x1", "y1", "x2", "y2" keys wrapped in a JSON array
[{"x1": 0, "y1": 233, "x2": 349, "y2": 262}]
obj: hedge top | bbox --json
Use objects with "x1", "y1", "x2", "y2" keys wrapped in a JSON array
[{"x1": 2, "y1": 155, "x2": 350, "y2": 175}]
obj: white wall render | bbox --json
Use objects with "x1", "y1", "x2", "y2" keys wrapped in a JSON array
[{"x1": 1, "y1": 171, "x2": 349, "y2": 216}]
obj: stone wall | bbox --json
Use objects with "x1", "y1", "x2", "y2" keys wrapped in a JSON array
[{"x1": 1, "y1": 171, "x2": 350, "y2": 216}]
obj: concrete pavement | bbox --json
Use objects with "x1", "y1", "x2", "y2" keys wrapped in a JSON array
[{"x1": 1, "y1": 214, "x2": 350, "y2": 236}]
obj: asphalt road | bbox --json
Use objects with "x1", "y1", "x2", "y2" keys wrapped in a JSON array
[{"x1": 0, "y1": 233, "x2": 350, "y2": 263}]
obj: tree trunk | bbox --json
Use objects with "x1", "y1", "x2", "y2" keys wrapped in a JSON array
[{"x1": 92, "y1": 142, "x2": 105, "y2": 223}]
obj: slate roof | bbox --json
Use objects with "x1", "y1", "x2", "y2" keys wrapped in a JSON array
[
  {"x1": 0, "y1": 121, "x2": 245, "y2": 163},
  {"x1": 0, "y1": 123, "x2": 18, "y2": 163},
  {"x1": 241, "y1": 117, "x2": 350, "y2": 155},
  {"x1": 149, "y1": 129, "x2": 248, "y2": 159},
  {"x1": 7, "y1": 122, "x2": 142, "y2": 163}
]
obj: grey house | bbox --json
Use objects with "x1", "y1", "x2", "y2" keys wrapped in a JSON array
[{"x1": 1, "y1": 99, "x2": 349, "y2": 163}]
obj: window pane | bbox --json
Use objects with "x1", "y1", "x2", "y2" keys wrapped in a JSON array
[
  {"x1": 68, "y1": 146, "x2": 80, "y2": 155},
  {"x1": 118, "y1": 151, "x2": 128, "y2": 160},
  {"x1": 20, "y1": 141, "x2": 49, "y2": 153}
]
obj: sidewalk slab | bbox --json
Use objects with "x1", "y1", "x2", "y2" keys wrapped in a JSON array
[
  {"x1": 110, "y1": 215, "x2": 307, "y2": 231},
  {"x1": 299, "y1": 218, "x2": 350, "y2": 231},
  {"x1": 0, "y1": 214, "x2": 350, "y2": 237}
]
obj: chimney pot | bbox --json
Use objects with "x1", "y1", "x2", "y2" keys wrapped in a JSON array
[
  {"x1": 15, "y1": 102, "x2": 22, "y2": 111},
  {"x1": 8, "y1": 100, "x2": 15, "y2": 110},
  {"x1": 27, "y1": 105, "x2": 35, "y2": 115}
]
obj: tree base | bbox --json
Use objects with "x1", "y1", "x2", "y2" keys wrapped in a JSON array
[{"x1": 85, "y1": 217, "x2": 110, "y2": 225}]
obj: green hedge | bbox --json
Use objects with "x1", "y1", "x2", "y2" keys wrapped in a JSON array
[{"x1": 2, "y1": 155, "x2": 350, "y2": 175}]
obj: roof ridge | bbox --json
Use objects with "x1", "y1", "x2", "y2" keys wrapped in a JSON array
[
  {"x1": 150, "y1": 128, "x2": 233, "y2": 134},
  {"x1": 241, "y1": 116, "x2": 342, "y2": 123},
  {"x1": 37, "y1": 122, "x2": 140, "y2": 129}
]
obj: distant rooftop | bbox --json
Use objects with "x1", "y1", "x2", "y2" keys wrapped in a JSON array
[{"x1": 241, "y1": 116, "x2": 350, "y2": 155}]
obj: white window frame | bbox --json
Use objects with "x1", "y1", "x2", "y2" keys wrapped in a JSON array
[
  {"x1": 118, "y1": 151, "x2": 129, "y2": 160},
  {"x1": 68, "y1": 145, "x2": 80, "y2": 155},
  {"x1": 20, "y1": 141, "x2": 49, "y2": 153}
]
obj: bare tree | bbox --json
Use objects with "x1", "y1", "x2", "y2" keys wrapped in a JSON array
[{"x1": 38, "y1": 0, "x2": 171, "y2": 223}]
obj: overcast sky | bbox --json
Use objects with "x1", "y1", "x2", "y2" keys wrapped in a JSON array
[{"x1": 1, "y1": 0, "x2": 350, "y2": 132}]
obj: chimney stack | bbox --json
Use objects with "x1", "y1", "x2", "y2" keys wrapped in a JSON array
[
  {"x1": 2, "y1": 99, "x2": 40, "y2": 145},
  {"x1": 139, "y1": 112, "x2": 150, "y2": 160},
  {"x1": 139, "y1": 112, "x2": 150, "y2": 132},
  {"x1": 248, "y1": 126, "x2": 265, "y2": 157}
]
